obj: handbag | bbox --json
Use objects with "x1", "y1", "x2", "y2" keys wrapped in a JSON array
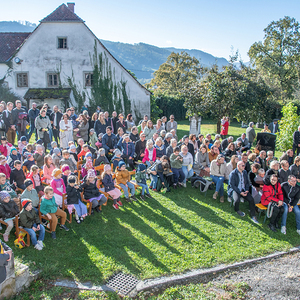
[{"x1": 43, "y1": 130, "x2": 50, "y2": 144}]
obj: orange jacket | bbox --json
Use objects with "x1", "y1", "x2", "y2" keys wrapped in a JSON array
[{"x1": 115, "y1": 168, "x2": 130, "y2": 185}]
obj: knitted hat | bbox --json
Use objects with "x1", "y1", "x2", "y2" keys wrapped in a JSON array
[
  {"x1": 20, "y1": 136, "x2": 27, "y2": 142},
  {"x1": 25, "y1": 152, "x2": 33, "y2": 159},
  {"x1": 118, "y1": 161, "x2": 126, "y2": 168},
  {"x1": 90, "y1": 128, "x2": 95, "y2": 133},
  {"x1": 85, "y1": 160, "x2": 93, "y2": 170},
  {"x1": 36, "y1": 139, "x2": 43, "y2": 145},
  {"x1": 25, "y1": 180, "x2": 33, "y2": 188},
  {"x1": 0, "y1": 191, "x2": 9, "y2": 201},
  {"x1": 10, "y1": 147, "x2": 17, "y2": 153},
  {"x1": 69, "y1": 145, "x2": 76, "y2": 150},
  {"x1": 61, "y1": 165, "x2": 70, "y2": 173},
  {"x1": 87, "y1": 169, "x2": 96, "y2": 178},
  {"x1": 51, "y1": 141, "x2": 57, "y2": 147},
  {"x1": 104, "y1": 164, "x2": 111, "y2": 172},
  {"x1": 113, "y1": 148, "x2": 121, "y2": 156},
  {"x1": 21, "y1": 199, "x2": 31, "y2": 209},
  {"x1": 98, "y1": 133, "x2": 104, "y2": 138},
  {"x1": 52, "y1": 168, "x2": 62, "y2": 178},
  {"x1": 85, "y1": 152, "x2": 92, "y2": 159},
  {"x1": 53, "y1": 148, "x2": 61, "y2": 155},
  {"x1": 99, "y1": 148, "x2": 105, "y2": 156},
  {"x1": 138, "y1": 163, "x2": 146, "y2": 172},
  {"x1": 68, "y1": 177, "x2": 76, "y2": 184}
]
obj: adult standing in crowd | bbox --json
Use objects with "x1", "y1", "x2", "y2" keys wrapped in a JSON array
[
  {"x1": 166, "y1": 115, "x2": 177, "y2": 133},
  {"x1": 90, "y1": 113, "x2": 98, "y2": 132},
  {"x1": 12, "y1": 100, "x2": 26, "y2": 139},
  {"x1": 50, "y1": 105, "x2": 63, "y2": 146},
  {"x1": 94, "y1": 113, "x2": 107, "y2": 136},
  {"x1": 59, "y1": 113, "x2": 73, "y2": 149},
  {"x1": 246, "y1": 122, "x2": 256, "y2": 148},
  {"x1": 126, "y1": 114, "x2": 135, "y2": 133},
  {"x1": 35, "y1": 109, "x2": 51, "y2": 149},
  {"x1": 3, "y1": 102, "x2": 16, "y2": 145},
  {"x1": 269, "y1": 119, "x2": 279, "y2": 134},
  {"x1": 0, "y1": 104, "x2": 5, "y2": 137},
  {"x1": 220, "y1": 116, "x2": 230, "y2": 139},
  {"x1": 228, "y1": 161, "x2": 259, "y2": 223},
  {"x1": 77, "y1": 114, "x2": 89, "y2": 142},
  {"x1": 293, "y1": 126, "x2": 300, "y2": 156},
  {"x1": 134, "y1": 132, "x2": 146, "y2": 161},
  {"x1": 28, "y1": 102, "x2": 40, "y2": 141},
  {"x1": 111, "y1": 111, "x2": 118, "y2": 134},
  {"x1": 116, "y1": 113, "x2": 127, "y2": 133}
]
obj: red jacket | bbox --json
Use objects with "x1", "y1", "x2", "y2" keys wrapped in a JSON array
[
  {"x1": 0, "y1": 143, "x2": 12, "y2": 157},
  {"x1": 0, "y1": 164, "x2": 11, "y2": 179},
  {"x1": 26, "y1": 172, "x2": 45, "y2": 189},
  {"x1": 142, "y1": 148, "x2": 157, "y2": 163},
  {"x1": 261, "y1": 182, "x2": 283, "y2": 206}
]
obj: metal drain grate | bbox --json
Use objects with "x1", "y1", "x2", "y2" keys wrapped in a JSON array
[{"x1": 105, "y1": 272, "x2": 139, "y2": 296}]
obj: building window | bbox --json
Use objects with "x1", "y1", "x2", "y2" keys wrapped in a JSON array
[
  {"x1": 84, "y1": 73, "x2": 93, "y2": 87},
  {"x1": 17, "y1": 73, "x2": 28, "y2": 87},
  {"x1": 48, "y1": 73, "x2": 59, "y2": 87},
  {"x1": 58, "y1": 37, "x2": 67, "y2": 49}
]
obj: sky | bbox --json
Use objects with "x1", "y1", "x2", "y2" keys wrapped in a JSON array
[{"x1": 1, "y1": 0, "x2": 300, "y2": 61}]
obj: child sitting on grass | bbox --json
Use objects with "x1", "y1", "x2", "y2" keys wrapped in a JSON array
[
  {"x1": 0, "y1": 191, "x2": 19, "y2": 242},
  {"x1": 81, "y1": 170, "x2": 107, "y2": 213},
  {"x1": 0, "y1": 156, "x2": 11, "y2": 179},
  {"x1": 136, "y1": 163, "x2": 151, "y2": 200},
  {"x1": 43, "y1": 155, "x2": 55, "y2": 184},
  {"x1": 10, "y1": 160, "x2": 26, "y2": 190},
  {"x1": 95, "y1": 148, "x2": 109, "y2": 166},
  {"x1": 18, "y1": 136, "x2": 28, "y2": 156},
  {"x1": 59, "y1": 150, "x2": 76, "y2": 172},
  {"x1": 52, "y1": 148, "x2": 62, "y2": 168},
  {"x1": 39, "y1": 186, "x2": 69, "y2": 239},
  {"x1": 0, "y1": 136, "x2": 12, "y2": 158},
  {"x1": 8, "y1": 147, "x2": 21, "y2": 169},
  {"x1": 0, "y1": 173, "x2": 20, "y2": 209},
  {"x1": 51, "y1": 169, "x2": 66, "y2": 207},
  {"x1": 101, "y1": 164, "x2": 122, "y2": 210},
  {"x1": 115, "y1": 161, "x2": 137, "y2": 203},
  {"x1": 23, "y1": 152, "x2": 35, "y2": 172},
  {"x1": 66, "y1": 175, "x2": 87, "y2": 223},
  {"x1": 33, "y1": 145, "x2": 45, "y2": 169},
  {"x1": 20, "y1": 179, "x2": 40, "y2": 209},
  {"x1": 19, "y1": 199, "x2": 45, "y2": 251},
  {"x1": 26, "y1": 165, "x2": 45, "y2": 196}
]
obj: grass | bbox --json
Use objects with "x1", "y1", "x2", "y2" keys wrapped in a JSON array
[{"x1": 9, "y1": 119, "x2": 296, "y2": 298}]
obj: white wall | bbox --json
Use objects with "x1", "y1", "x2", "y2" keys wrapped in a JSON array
[{"x1": 2, "y1": 22, "x2": 150, "y2": 119}]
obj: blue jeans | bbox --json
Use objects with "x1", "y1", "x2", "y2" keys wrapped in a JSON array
[
  {"x1": 24, "y1": 223, "x2": 45, "y2": 246},
  {"x1": 138, "y1": 183, "x2": 149, "y2": 195},
  {"x1": 182, "y1": 166, "x2": 193, "y2": 184},
  {"x1": 150, "y1": 174, "x2": 158, "y2": 189},
  {"x1": 171, "y1": 168, "x2": 185, "y2": 184},
  {"x1": 28, "y1": 124, "x2": 37, "y2": 141},
  {"x1": 119, "y1": 182, "x2": 135, "y2": 198},
  {"x1": 145, "y1": 161, "x2": 151, "y2": 168},
  {"x1": 210, "y1": 175, "x2": 225, "y2": 196},
  {"x1": 281, "y1": 202, "x2": 300, "y2": 230}
]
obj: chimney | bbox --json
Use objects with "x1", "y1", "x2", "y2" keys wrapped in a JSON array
[{"x1": 67, "y1": 3, "x2": 75, "y2": 13}]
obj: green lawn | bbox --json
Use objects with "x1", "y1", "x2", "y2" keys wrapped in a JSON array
[{"x1": 11, "y1": 120, "x2": 296, "y2": 298}]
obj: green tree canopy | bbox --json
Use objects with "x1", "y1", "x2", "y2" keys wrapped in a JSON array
[{"x1": 248, "y1": 16, "x2": 300, "y2": 101}]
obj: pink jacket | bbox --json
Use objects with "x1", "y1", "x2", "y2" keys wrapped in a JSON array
[
  {"x1": 51, "y1": 178, "x2": 66, "y2": 196},
  {"x1": 0, "y1": 164, "x2": 11, "y2": 179},
  {"x1": 142, "y1": 148, "x2": 157, "y2": 163},
  {"x1": 0, "y1": 143, "x2": 12, "y2": 157},
  {"x1": 43, "y1": 164, "x2": 55, "y2": 184}
]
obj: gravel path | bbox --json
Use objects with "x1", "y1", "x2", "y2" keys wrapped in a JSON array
[{"x1": 210, "y1": 252, "x2": 300, "y2": 299}]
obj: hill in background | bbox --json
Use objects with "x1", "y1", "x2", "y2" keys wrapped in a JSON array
[{"x1": 0, "y1": 21, "x2": 229, "y2": 84}]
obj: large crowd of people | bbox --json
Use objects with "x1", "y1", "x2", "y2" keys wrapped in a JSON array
[{"x1": 0, "y1": 100, "x2": 298, "y2": 253}]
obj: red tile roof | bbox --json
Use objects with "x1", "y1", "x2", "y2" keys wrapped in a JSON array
[
  {"x1": 40, "y1": 3, "x2": 84, "y2": 23},
  {"x1": 0, "y1": 32, "x2": 31, "y2": 62}
]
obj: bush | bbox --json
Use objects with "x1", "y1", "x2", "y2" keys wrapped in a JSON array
[{"x1": 276, "y1": 102, "x2": 300, "y2": 151}]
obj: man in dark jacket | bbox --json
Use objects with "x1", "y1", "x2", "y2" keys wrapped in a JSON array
[
  {"x1": 178, "y1": 135, "x2": 194, "y2": 159},
  {"x1": 50, "y1": 105, "x2": 63, "y2": 146},
  {"x1": 258, "y1": 150, "x2": 268, "y2": 171},
  {"x1": 28, "y1": 102, "x2": 40, "y2": 141},
  {"x1": 221, "y1": 136, "x2": 233, "y2": 151},
  {"x1": 134, "y1": 133, "x2": 146, "y2": 161},
  {"x1": 281, "y1": 175, "x2": 300, "y2": 235},
  {"x1": 280, "y1": 149, "x2": 294, "y2": 166},
  {"x1": 268, "y1": 119, "x2": 279, "y2": 134},
  {"x1": 3, "y1": 102, "x2": 16, "y2": 145},
  {"x1": 9, "y1": 160, "x2": 26, "y2": 190},
  {"x1": 111, "y1": 111, "x2": 118, "y2": 134},
  {"x1": 228, "y1": 161, "x2": 258, "y2": 223},
  {"x1": 293, "y1": 126, "x2": 300, "y2": 156},
  {"x1": 102, "y1": 126, "x2": 118, "y2": 158},
  {"x1": 12, "y1": 100, "x2": 26, "y2": 140}
]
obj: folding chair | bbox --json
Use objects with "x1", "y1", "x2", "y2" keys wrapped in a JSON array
[{"x1": 14, "y1": 216, "x2": 31, "y2": 247}]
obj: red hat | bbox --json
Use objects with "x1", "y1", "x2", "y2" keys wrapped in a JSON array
[{"x1": 22, "y1": 199, "x2": 32, "y2": 209}]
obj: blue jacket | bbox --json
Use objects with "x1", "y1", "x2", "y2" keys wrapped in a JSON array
[
  {"x1": 28, "y1": 108, "x2": 40, "y2": 125},
  {"x1": 155, "y1": 145, "x2": 166, "y2": 158},
  {"x1": 227, "y1": 168, "x2": 250, "y2": 197},
  {"x1": 119, "y1": 141, "x2": 135, "y2": 157},
  {"x1": 102, "y1": 173, "x2": 115, "y2": 192},
  {"x1": 102, "y1": 133, "x2": 118, "y2": 152},
  {"x1": 94, "y1": 120, "x2": 107, "y2": 136}
]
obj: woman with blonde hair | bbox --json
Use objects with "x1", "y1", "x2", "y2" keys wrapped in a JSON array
[
  {"x1": 224, "y1": 154, "x2": 239, "y2": 183},
  {"x1": 94, "y1": 112, "x2": 107, "y2": 136},
  {"x1": 143, "y1": 120, "x2": 156, "y2": 140}
]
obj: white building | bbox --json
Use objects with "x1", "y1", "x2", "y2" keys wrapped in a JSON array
[{"x1": 0, "y1": 3, "x2": 150, "y2": 118}]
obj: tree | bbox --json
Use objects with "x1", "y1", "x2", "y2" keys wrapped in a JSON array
[
  {"x1": 146, "y1": 51, "x2": 204, "y2": 96},
  {"x1": 248, "y1": 16, "x2": 300, "y2": 101},
  {"x1": 183, "y1": 62, "x2": 272, "y2": 133},
  {"x1": 276, "y1": 103, "x2": 300, "y2": 151}
]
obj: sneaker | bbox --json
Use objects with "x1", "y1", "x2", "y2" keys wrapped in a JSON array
[
  {"x1": 113, "y1": 203, "x2": 119, "y2": 210},
  {"x1": 237, "y1": 210, "x2": 245, "y2": 217},
  {"x1": 34, "y1": 244, "x2": 42, "y2": 251},
  {"x1": 173, "y1": 184, "x2": 177, "y2": 189},
  {"x1": 281, "y1": 226, "x2": 286, "y2": 235},
  {"x1": 182, "y1": 183, "x2": 187, "y2": 188},
  {"x1": 131, "y1": 195, "x2": 138, "y2": 201},
  {"x1": 60, "y1": 225, "x2": 69, "y2": 231},
  {"x1": 296, "y1": 229, "x2": 300, "y2": 235},
  {"x1": 51, "y1": 232, "x2": 56, "y2": 239},
  {"x1": 80, "y1": 217, "x2": 84, "y2": 221},
  {"x1": 140, "y1": 195, "x2": 145, "y2": 201},
  {"x1": 152, "y1": 189, "x2": 157, "y2": 192},
  {"x1": 213, "y1": 191, "x2": 218, "y2": 200},
  {"x1": 95, "y1": 206, "x2": 101, "y2": 213},
  {"x1": 117, "y1": 200, "x2": 123, "y2": 206},
  {"x1": 227, "y1": 197, "x2": 232, "y2": 203},
  {"x1": 125, "y1": 197, "x2": 132, "y2": 203},
  {"x1": 251, "y1": 216, "x2": 259, "y2": 224},
  {"x1": 37, "y1": 240, "x2": 44, "y2": 248},
  {"x1": 76, "y1": 219, "x2": 81, "y2": 224},
  {"x1": 220, "y1": 196, "x2": 224, "y2": 203},
  {"x1": 268, "y1": 223, "x2": 277, "y2": 232},
  {"x1": 3, "y1": 234, "x2": 8, "y2": 242},
  {"x1": 145, "y1": 193, "x2": 152, "y2": 198}
]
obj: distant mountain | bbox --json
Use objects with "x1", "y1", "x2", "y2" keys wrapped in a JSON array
[
  {"x1": 0, "y1": 21, "x2": 36, "y2": 33},
  {"x1": 0, "y1": 21, "x2": 230, "y2": 84}
]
